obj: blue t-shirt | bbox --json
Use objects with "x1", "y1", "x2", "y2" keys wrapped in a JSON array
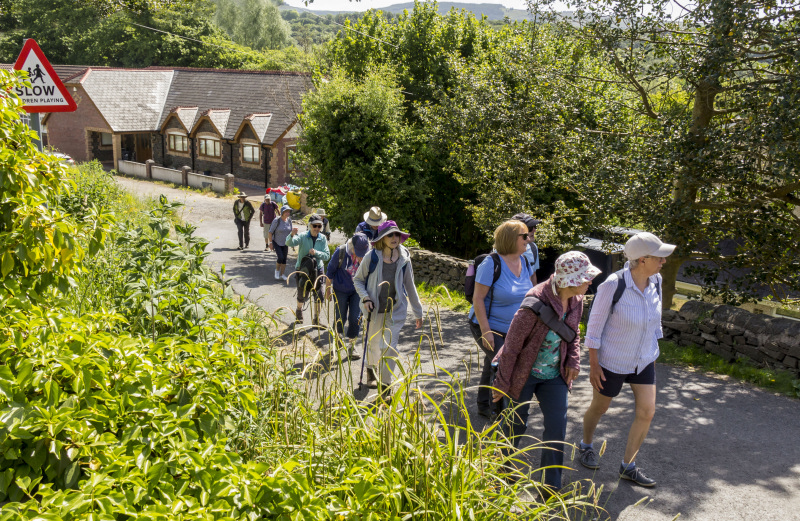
[
  {"x1": 523, "y1": 243, "x2": 540, "y2": 274},
  {"x1": 469, "y1": 255, "x2": 533, "y2": 334}
]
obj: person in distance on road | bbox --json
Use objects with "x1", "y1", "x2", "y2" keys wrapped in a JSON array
[
  {"x1": 577, "y1": 232, "x2": 675, "y2": 488},
  {"x1": 232, "y1": 193, "x2": 255, "y2": 250},
  {"x1": 259, "y1": 195, "x2": 280, "y2": 251},
  {"x1": 268, "y1": 205, "x2": 293, "y2": 280}
]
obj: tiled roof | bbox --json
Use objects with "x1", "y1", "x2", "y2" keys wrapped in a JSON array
[
  {"x1": 200, "y1": 108, "x2": 231, "y2": 136},
  {"x1": 244, "y1": 113, "x2": 272, "y2": 142},
  {"x1": 169, "y1": 106, "x2": 198, "y2": 131},
  {"x1": 1, "y1": 63, "x2": 89, "y2": 83},
  {"x1": 156, "y1": 68, "x2": 310, "y2": 145},
  {"x1": 79, "y1": 69, "x2": 175, "y2": 132}
]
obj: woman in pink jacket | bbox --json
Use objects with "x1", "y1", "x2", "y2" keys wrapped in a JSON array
[{"x1": 492, "y1": 251, "x2": 600, "y2": 494}]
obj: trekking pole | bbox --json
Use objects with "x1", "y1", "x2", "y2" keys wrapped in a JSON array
[{"x1": 357, "y1": 309, "x2": 372, "y2": 392}]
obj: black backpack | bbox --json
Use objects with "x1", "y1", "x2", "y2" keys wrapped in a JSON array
[
  {"x1": 465, "y1": 252, "x2": 531, "y2": 316},
  {"x1": 605, "y1": 269, "x2": 662, "y2": 313}
]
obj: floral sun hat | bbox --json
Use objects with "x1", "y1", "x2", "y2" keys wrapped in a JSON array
[{"x1": 554, "y1": 251, "x2": 602, "y2": 288}]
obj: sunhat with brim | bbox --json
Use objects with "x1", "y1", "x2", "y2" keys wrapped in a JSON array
[
  {"x1": 625, "y1": 232, "x2": 676, "y2": 260},
  {"x1": 371, "y1": 220, "x2": 410, "y2": 244},
  {"x1": 554, "y1": 251, "x2": 602, "y2": 289},
  {"x1": 315, "y1": 208, "x2": 327, "y2": 217},
  {"x1": 363, "y1": 206, "x2": 387, "y2": 227},
  {"x1": 351, "y1": 232, "x2": 370, "y2": 257},
  {"x1": 279, "y1": 204, "x2": 292, "y2": 215},
  {"x1": 237, "y1": 193, "x2": 247, "y2": 198}
]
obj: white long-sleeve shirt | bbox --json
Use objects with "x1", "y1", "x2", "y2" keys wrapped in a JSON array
[{"x1": 585, "y1": 263, "x2": 663, "y2": 374}]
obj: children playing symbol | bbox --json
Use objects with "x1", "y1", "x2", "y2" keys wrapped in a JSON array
[{"x1": 27, "y1": 64, "x2": 46, "y2": 84}]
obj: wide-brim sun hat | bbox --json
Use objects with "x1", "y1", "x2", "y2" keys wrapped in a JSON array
[
  {"x1": 363, "y1": 206, "x2": 387, "y2": 227},
  {"x1": 351, "y1": 232, "x2": 370, "y2": 257},
  {"x1": 315, "y1": 208, "x2": 326, "y2": 217},
  {"x1": 625, "y1": 232, "x2": 676, "y2": 260},
  {"x1": 279, "y1": 204, "x2": 292, "y2": 215},
  {"x1": 554, "y1": 251, "x2": 602, "y2": 288},
  {"x1": 237, "y1": 193, "x2": 247, "y2": 198},
  {"x1": 371, "y1": 220, "x2": 410, "y2": 244}
]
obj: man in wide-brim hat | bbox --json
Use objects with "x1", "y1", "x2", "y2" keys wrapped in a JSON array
[
  {"x1": 233, "y1": 193, "x2": 255, "y2": 250},
  {"x1": 354, "y1": 206, "x2": 387, "y2": 241}
]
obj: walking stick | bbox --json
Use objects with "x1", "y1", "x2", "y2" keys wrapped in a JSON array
[{"x1": 357, "y1": 309, "x2": 372, "y2": 392}]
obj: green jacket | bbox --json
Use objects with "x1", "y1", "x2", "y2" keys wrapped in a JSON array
[
  {"x1": 286, "y1": 230, "x2": 330, "y2": 270},
  {"x1": 233, "y1": 200, "x2": 255, "y2": 222}
]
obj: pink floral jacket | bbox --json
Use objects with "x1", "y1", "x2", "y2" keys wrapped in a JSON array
[{"x1": 492, "y1": 276, "x2": 583, "y2": 400}]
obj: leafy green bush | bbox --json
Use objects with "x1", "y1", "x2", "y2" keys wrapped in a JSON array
[{"x1": 57, "y1": 161, "x2": 124, "y2": 219}]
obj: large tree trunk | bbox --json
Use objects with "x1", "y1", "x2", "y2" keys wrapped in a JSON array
[{"x1": 660, "y1": 255, "x2": 685, "y2": 310}]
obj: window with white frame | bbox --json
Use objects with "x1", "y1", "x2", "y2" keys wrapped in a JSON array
[
  {"x1": 198, "y1": 136, "x2": 221, "y2": 158},
  {"x1": 242, "y1": 143, "x2": 260, "y2": 164},
  {"x1": 168, "y1": 133, "x2": 188, "y2": 153}
]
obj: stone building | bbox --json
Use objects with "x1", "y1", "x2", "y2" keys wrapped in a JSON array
[{"x1": 36, "y1": 66, "x2": 309, "y2": 187}]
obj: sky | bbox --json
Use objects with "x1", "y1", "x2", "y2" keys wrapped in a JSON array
[{"x1": 283, "y1": 0, "x2": 566, "y2": 13}]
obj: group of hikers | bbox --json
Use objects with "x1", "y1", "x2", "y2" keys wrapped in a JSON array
[{"x1": 234, "y1": 192, "x2": 676, "y2": 496}]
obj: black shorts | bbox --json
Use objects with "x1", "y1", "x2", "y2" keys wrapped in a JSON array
[
  {"x1": 598, "y1": 362, "x2": 656, "y2": 398},
  {"x1": 296, "y1": 271, "x2": 323, "y2": 303}
]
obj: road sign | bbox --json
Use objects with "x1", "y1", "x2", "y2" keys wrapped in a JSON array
[{"x1": 12, "y1": 38, "x2": 76, "y2": 113}]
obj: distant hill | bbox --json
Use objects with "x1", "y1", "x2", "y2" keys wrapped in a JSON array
[{"x1": 281, "y1": 2, "x2": 536, "y2": 21}]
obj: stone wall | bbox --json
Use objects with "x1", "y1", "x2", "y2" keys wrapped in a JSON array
[
  {"x1": 662, "y1": 300, "x2": 800, "y2": 375},
  {"x1": 407, "y1": 248, "x2": 468, "y2": 290}
]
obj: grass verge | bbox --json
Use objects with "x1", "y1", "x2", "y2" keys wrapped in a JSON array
[
  {"x1": 659, "y1": 340, "x2": 800, "y2": 398},
  {"x1": 416, "y1": 281, "x2": 471, "y2": 313}
]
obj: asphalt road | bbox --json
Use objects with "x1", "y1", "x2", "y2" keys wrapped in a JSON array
[{"x1": 117, "y1": 176, "x2": 800, "y2": 521}]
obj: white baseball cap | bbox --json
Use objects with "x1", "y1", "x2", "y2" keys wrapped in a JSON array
[{"x1": 624, "y1": 232, "x2": 676, "y2": 260}]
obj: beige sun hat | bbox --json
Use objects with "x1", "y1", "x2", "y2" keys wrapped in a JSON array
[{"x1": 363, "y1": 206, "x2": 387, "y2": 227}]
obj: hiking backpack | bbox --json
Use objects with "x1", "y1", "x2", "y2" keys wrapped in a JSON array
[
  {"x1": 606, "y1": 269, "x2": 662, "y2": 314},
  {"x1": 464, "y1": 252, "x2": 531, "y2": 310}
]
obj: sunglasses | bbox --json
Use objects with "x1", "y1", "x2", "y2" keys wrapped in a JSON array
[
  {"x1": 518, "y1": 233, "x2": 530, "y2": 240},
  {"x1": 645, "y1": 255, "x2": 666, "y2": 261},
  {"x1": 311, "y1": 224, "x2": 322, "y2": 229},
  {"x1": 387, "y1": 232, "x2": 402, "y2": 238}
]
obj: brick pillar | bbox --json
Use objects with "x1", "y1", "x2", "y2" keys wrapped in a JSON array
[
  {"x1": 146, "y1": 159, "x2": 154, "y2": 180},
  {"x1": 225, "y1": 173, "x2": 235, "y2": 195},
  {"x1": 181, "y1": 166, "x2": 191, "y2": 187}
]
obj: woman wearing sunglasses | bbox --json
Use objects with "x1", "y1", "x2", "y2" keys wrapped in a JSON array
[
  {"x1": 353, "y1": 220, "x2": 423, "y2": 400},
  {"x1": 468, "y1": 219, "x2": 535, "y2": 420},
  {"x1": 287, "y1": 214, "x2": 330, "y2": 325}
]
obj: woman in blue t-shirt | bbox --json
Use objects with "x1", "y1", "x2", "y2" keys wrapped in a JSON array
[{"x1": 469, "y1": 219, "x2": 534, "y2": 419}]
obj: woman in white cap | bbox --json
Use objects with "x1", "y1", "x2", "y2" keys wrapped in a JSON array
[
  {"x1": 353, "y1": 220, "x2": 423, "y2": 400},
  {"x1": 491, "y1": 251, "x2": 600, "y2": 496},
  {"x1": 355, "y1": 206, "x2": 387, "y2": 241},
  {"x1": 577, "y1": 232, "x2": 676, "y2": 488}
]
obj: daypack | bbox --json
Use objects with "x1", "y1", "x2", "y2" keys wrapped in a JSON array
[
  {"x1": 607, "y1": 269, "x2": 662, "y2": 313},
  {"x1": 364, "y1": 249, "x2": 408, "y2": 296},
  {"x1": 298, "y1": 253, "x2": 319, "y2": 281},
  {"x1": 465, "y1": 253, "x2": 531, "y2": 318},
  {"x1": 519, "y1": 295, "x2": 576, "y2": 343}
]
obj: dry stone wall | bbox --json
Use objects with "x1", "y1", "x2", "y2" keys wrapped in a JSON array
[
  {"x1": 407, "y1": 248, "x2": 468, "y2": 290},
  {"x1": 662, "y1": 300, "x2": 800, "y2": 375}
]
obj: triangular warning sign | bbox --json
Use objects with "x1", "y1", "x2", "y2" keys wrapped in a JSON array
[{"x1": 13, "y1": 38, "x2": 76, "y2": 113}]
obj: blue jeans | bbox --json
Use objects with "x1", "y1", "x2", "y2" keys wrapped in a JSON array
[
  {"x1": 333, "y1": 289, "x2": 361, "y2": 339},
  {"x1": 504, "y1": 374, "x2": 569, "y2": 490}
]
